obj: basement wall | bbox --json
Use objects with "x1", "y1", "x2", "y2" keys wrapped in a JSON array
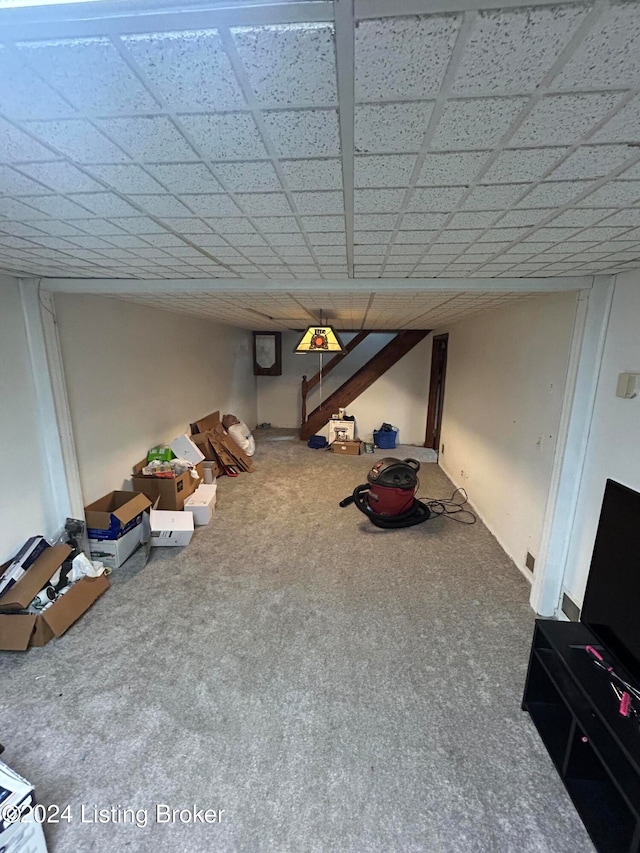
[
  {"x1": 561, "y1": 272, "x2": 640, "y2": 608},
  {"x1": 54, "y1": 294, "x2": 256, "y2": 503},
  {"x1": 437, "y1": 291, "x2": 579, "y2": 578},
  {"x1": 0, "y1": 276, "x2": 53, "y2": 562},
  {"x1": 256, "y1": 331, "x2": 431, "y2": 445}
]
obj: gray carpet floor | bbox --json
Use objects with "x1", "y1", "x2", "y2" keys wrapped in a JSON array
[{"x1": 0, "y1": 430, "x2": 593, "y2": 853}]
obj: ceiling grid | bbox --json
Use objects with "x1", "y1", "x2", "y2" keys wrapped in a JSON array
[{"x1": 0, "y1": 0, "x2": 639, "y2": 327}]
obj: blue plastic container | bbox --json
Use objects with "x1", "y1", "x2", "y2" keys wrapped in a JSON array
[{"x1": 373, "y1": 428, "x2": 398, "y2": 449}]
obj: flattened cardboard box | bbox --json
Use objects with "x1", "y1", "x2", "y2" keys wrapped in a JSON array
[
  {"x1": 190, "y1": 410, "x2": 220, "y2": 434},
  {"x1": 131, "y1": 461, "x2": 203, "y2": 510}
]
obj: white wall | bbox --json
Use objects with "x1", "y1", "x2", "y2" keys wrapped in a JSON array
[
  {"x1": 561, "y1": 272, "x2": 640, "y2": 605},
  {"x1": 0, "y1": 277, "x2": 55, "y2": 562},
  {"x1": 437, "y1": 292, "x2": 579, "y2": 576},
  {"x1": 55, "y1": 294, "x2": 256, "y2": 503},
  {"x1": 257, "y1": 331, "x2": 431, "y2": 445}
]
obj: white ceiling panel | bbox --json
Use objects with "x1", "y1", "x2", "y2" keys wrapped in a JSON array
[
  {"x1": 0, "y1": 0, "x2": 637, "y2": 319},
  {"x1": 354, "y1": 14, "x2": 461, "y2": 102},
  {"x1": 231, "y1": 23, "x2": 337, "y2": 108},
  {"x1": 122, "y1": 29, "x2": 245, "y2": 112}
]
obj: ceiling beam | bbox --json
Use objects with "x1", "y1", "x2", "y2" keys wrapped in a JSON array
[{"x1": 42, "y1": 275, "x2": 594, "y2": 293}]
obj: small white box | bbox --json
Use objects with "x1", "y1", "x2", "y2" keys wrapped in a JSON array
[
  {"x1": 184, "y1": 483, "x2": 217, "y2": 526},
  {"x1": 328, "y1": 419, "x2": 355, "y2": 443},
  {"x1": 149, "y1": 509, "x2": 194, "y2": 547},
  {"x1": 88, "y1": 523, "x2": 142, "y2": 568},
  {"x1": 169, "y1": 433, "x2": 206, "y2": 465},
  {"x1": 0, "y1": 760, "x2": 48, "y2": 852}
]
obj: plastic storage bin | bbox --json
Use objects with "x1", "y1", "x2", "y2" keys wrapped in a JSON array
[{"x1": 373, "y1": 428, "x2": 398, "y2": 449}]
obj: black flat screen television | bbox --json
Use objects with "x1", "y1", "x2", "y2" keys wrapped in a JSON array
[{"x1": 581, "y1": 478, "x2": 640, "y2": 685}]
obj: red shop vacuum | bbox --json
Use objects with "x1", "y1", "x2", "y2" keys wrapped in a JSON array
[{"x1": 339, "y1": 457, "x2": 432, "y2": 529}]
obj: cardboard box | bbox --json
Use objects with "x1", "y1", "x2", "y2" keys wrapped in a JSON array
[
  {"x1": 184, "y1": 483, "x2": 217, "y2": 526},
  {"x1": 88, "y1": 524, "x2": 143, "y2": 568},
  {"x1": 0, "y1": 761, "x2": 47, "y2": 851},
  {"x1": 190, "y1": 410, "x2": 220, "y2": 434},
  {"x1": 85, "y1": 491, "x2": 151, "y2": 540},
  {"x1": 331, "y1": 440, "x2": 361, "y2": 455},
  {"x1": 131, "y1": 461, "x2": 203, "y2": 511},
  {"x1": 0, "y1": 542, "x2": 110, "y2": 651},
  {"x1": 149, "y1": 509, "x2": 194, "y2": 547},
  {"x1": 329, "y1": 419, "x2": 355, "y2": 443},
  {"x1": 202, "y1": 461, "x2": 219, "y2": 483},
  {"x1": 170, "y1": 433, "x2": 206, "y2": 465}
]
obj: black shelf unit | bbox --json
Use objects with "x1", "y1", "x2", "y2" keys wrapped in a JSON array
[{"x1": 523, "y1": 619, "x2": 640, "y2": 853}]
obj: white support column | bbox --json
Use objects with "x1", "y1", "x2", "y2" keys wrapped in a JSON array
[
  {"x1": 530, "y1": 275, "x2": 615, "y2": 617},
  {"x1": 19, "y1": 279, "x2": 84, "y2": 525}
]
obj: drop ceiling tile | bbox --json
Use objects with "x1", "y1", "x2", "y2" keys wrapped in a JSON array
[
  {"x1": 180, "y1": 194, "x2": 241, "y2": 216},
  {"x1": 235, "y1": 192, "x2": 292, "y2": 216},
  {"x1": 128, "y1": 195, "x2": 193, "y2": 217},
  {"x1": 578, "y1": 181, "x2": 640, "y2": 207},
  {"x1": 98, "y1": 117, "x2": 197, "y2": 162},
  {"x1": 594, "y1": 97, "x2": 640, "y2": 145},
  {"x1": 69, "y1": 193, "x2": 140, "y2": 216},
  {"x1": 213, "y1": 161, "x2": 282, "y2": 193},
  {"x1": 106, "y1": 217, "x2": 166, "y2": 234},
  {"x1": 354, "y1": 14, "x2": 461, "y2": 102},
  {"x1": 20, "y1": 195, "x2": 91, "y2": 218},
  {"x1": 0, "y1": 118, "x2": 61, "y2": 163},
  {"x1": 554, "y1": 3, "x2": 640, "y2": 91},
  {"x1": 266, "y1": 233, "x2": 305, "y2": 247},
  {"x1": 263, "y1": 109, "x2": 340, "y2": 158},
  {"x1": 293, "y1": 191, "x2": 344, "y2": 214},
  {"x1": 253, "y1": 216, "x2": 300, "y2": 233},
  {"x1": 123, "y1": 29, "x2": 245, "y2": 111},
  {"x1": 354, "y1": 213, "x2": 397, "y2": 230},
  {"x1": 300, "y1": 215, "x2": 344, "y2": 231},
  {"x1": 600, "y1": 210, "x2": 640, "y2": 227},
  {"x1": 145, "y1": 163, "x2": 222, "y2": 195},
  {"x1": 354, "y1": 188, "x2": 405, "y2": 213},
  {"x1": 279, "y1": 158, "x2": 342, "y2": 192},
  {"x1": 85, "y1": 164, "x2": 165, "y2": 194},
  {"x1": 18, "y1": 37, "x2": 156, "y2": 114},
  {"x1": 354, "y1": 154, "x2": 416, "y2": 188},
  {"x1": 355, "y1": 230, "x2": 392, "y2": 243},
  {"x1": 481, "y1": 147, "x2": 570, "y2": 184},
  {"x1": 308, "y1": 232, "x2": 345, "y2": 246},
  {"x1": 206, "y1": 217, "x2": 255, "y2": 234},
  {"x1": 394, "y1": 230, "x2": 437, "y2": 245},
  {"x1": 0, "y1": 44, "x2": 72, "y2": 119},
  {"x1": 105, "y1": 234, "x2": 151, "y2": 248},
  {"x1": 37, "y1": 218, "x2": 102, "y2": 236},
  {"x1": 232, "y1": 23, "x2": 336, "y2": 108},
  {"x1": 25, "y1": 119, "x2": 128, "y2": 163},
  {"x1": 355, "y1": 102, "x2": 434, "y2": 154},
  {"x1": 432, "y1": 97, "x2": 526, "y2": 150},
  {"x1": 401, "y1": 212, "x2": 449, "y2": 229},
  {"x1": 549, "y1": 145, "x2": 636, "y2": 181},
  {"x1": 510, "y1": 93, "x2": 624, "y2": 146},
  {"x1": 417, "y1": 151, "x2": 489, "y2": 186},
  {"x1": 439, "y1": 229, "x2": 482, "y2": 243},
  {"x1": 496, "y1": 208, "x2": 554, "y2": 227},
  {"x1": 64, "y1": 234, "x2": 115, "y2": 249},
  {"x1": 448, "y1": 211, "x2": 500, "y2": 228},
  {"x1": 0, "y1": 221, "x2": 48, "y2": 237},
  {"x1": 528, "y1": 227, "x2": 582, "y2": 242},
  {"x1": 463, "y1": 184, "x2": 526, "y2": 210},
  {"x1": 549, "y1": 209, "x2": 618, "y2": 227},
  {"x1": 517, "y1": 181, "x2": 593, "y2": 207},
  {"x1": 407, "y1": 186, "x2": 466, "y2": 211},
  {"x1": 0, "y1": 165, "x2": 51, "y2": 195},
  {"x1": 452, "y1": 5, "x2": 586, "y2": 96}
]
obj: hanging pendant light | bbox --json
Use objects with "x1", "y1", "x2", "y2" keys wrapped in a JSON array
[{"x1": 293, "y1": 311, "x2": 346, "y2": 354}]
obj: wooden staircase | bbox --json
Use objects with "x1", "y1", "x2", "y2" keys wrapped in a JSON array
[{"x1": 300, "y1": 330, "x2": 429, "y2": 441}]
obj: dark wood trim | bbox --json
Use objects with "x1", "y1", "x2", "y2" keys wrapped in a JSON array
[
  {"x1": 253, "y1": 331, "x2": 282, "y2": 376},
  {"x1": 425, "y1": 333, "x2": 448, "y2": 451},
  {"x1": 300, "y1": 330, "x2": 430, "y2": 440},
  {"x1": 304, "y1": 331, "x2": 370, "y2": 394}
]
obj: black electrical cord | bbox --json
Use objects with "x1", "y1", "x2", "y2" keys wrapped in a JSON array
[{"x1": 417, "y1": 487, "x2": 477, "y2": 525}]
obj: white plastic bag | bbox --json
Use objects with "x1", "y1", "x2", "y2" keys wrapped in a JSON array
[{"x1": 228, "y1": 421, "x2": 255, "y2": 456}]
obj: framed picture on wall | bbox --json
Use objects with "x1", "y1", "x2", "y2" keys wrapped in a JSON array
[{"x1": 253, "y1": 331, "x2": 282, "y2": 376}]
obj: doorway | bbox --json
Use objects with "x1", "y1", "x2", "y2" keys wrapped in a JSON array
[{"x1": 424, "y1": 334, "x2": 448, "y2": 455}]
